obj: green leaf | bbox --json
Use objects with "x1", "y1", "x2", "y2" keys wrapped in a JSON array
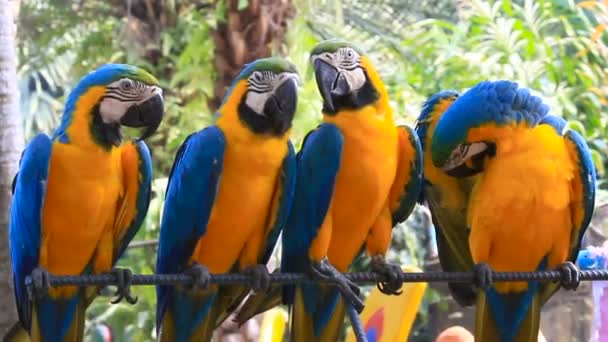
[
  {"x1": 215, "y1": 0, "x2": 227, "y2": 23},
  {"x1": 238, "y1": 0, "x2": 249, "y2": 11},
  {"x1": 591, "y1": 148, "x2": 605, "y2": 177},
  {"x1": 566, "y1": 119, "x2": 587, "y2": 136}
]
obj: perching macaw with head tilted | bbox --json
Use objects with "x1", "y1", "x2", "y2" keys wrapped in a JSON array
[
  {"x1": 430, "y1": 80, "x2": 596, "y2": 342},
  {"x1": 8, "y1": 63, "x2": 164, "y2": 342},
  {"x1": 236, "y1": 39, "x2": 424, "y2": 342},
  {"x1": 155, "y1": 57, "x2": 299, "y2": 342},
  {"x1": 414, "y1": 90, "x2": 479, "y2": 307}
]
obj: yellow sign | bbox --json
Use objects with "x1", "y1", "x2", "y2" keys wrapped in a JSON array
[
  {"x1": 257, "y1": 265, "x2": 427, "y2": 342},
  {"x1": 259, "y1": 307, "x2": 289, "y2": 342},
  {"x1": 345, "y1": 265, "x2": 427, "y2": 342}
]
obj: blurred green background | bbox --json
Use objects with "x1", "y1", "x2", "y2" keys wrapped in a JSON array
[{"x1": 11, "y1": 0, "x2": 608, "y2": 341}]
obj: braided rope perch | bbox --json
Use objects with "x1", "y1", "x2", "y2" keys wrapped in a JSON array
[
  {"x1": 23, "y1": 269, "x2": 608, "y2": 342},
  {"x1": 30, "y1": 269, "x2": 608, "y2": 287}
]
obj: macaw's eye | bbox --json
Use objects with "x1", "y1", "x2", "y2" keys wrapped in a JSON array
[
  {"x1": 120, "y1": 79, "x2": 134, "y2": 91},
  {"x1": 250, "y1": 72, "x2": 265, "y2": 83},
  {"x1": 346, "y1": 49, "x2": 355, "y2": 59}
]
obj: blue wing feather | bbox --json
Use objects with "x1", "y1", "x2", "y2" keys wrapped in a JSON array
[
  {"x1": 155, "y1": 126, "x2": 225, "y2": 329},
  {"x1": 281, "y1": 123, "x2": 343, "y2": 288},
  {"x1": 280, "y1": 123, "x2": 343, "y2": 334},
  {"x1": 564, "y1": 128, "x2": 596, "y2": 260},
  {"x1": 261, "y1": 141, "x2": 297, "y2": 264},
  {"x1": 114, "y1": 140, "x2": 153, "y2": 263},
  {"x1": 9, "y1": 133, "x2": 53, "y2": 330}
]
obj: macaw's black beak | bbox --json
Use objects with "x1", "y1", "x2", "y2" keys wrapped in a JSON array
[
  {"x1": 314, "y1": 59, "x2": 350, "y2": 114},
  {"x1": 264, "y1": 77, "x2": 298, "y2": 135},
  {"x1": 444, "y1": 153, "x2": 487, "y2": 178},
  {"x1": 445, "y1": 163, "x2": 480, "y2": 178},
  {"x1": 120, "y1": 93, "x2": 164, "y2": 141}
]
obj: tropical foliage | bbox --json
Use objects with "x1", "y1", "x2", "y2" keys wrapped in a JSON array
[{"x1": 14, "y1": 0, "x2": 608, "y2": 341}]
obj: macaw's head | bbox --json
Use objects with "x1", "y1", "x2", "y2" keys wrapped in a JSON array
[
  {"x1": 310, "y1": 39, "x2": 382, "y2": 115},
  {"x1": 222, "y1": 57, "x2": 299, "y2": 137},
  {"x1": 430, "y1": 80, "x2": 549, "y2": 177},
  {"x1": 57, "y1": 63, "x2": 164, "y2": 147}
]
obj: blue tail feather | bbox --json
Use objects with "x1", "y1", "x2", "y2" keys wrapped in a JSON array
[
  {"x1": 485, "y1": 258, "x2": 547, "y2": 341},
  {"x1": 170, "y1": 290, "x2": 217, "y2": 341},
  {"x1": 36, "y1": 294, "x2": 80, "y2": 341}
]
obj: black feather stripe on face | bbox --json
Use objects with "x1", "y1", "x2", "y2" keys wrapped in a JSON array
[
  {"x1": 90, "y1": 104, "x2": 122, "y2": 149},
  {"x1": 238, "y1": 71, "x2": 298, "y2": 136}
]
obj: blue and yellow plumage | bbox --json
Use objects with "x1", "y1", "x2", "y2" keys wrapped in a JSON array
[
  {"x1": 155, "y1": 57, "x2": 299, "y2": 342},
  {"x1": 430, "y1": 80, "x2": 596, "y2": 342},
  {"x1": 236, "y1": 39, "x2": 423, "y2": 342},
  {"x1": 9, "y1": 63, "x2": 164, "y2": 342},
  {"x1": 414, "y1": 90, "x2": 479, "y2": 306}
]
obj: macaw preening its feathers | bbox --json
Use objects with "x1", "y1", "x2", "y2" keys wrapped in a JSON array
[
  {"x1": 236, "y1": 39, "x2": 423, "y2": 342},
  {"x1": 9, "y1": 63, "x2": 164, "y2": 341},
  {"x1": 155, "y1": 57, "x2": 299, "y2": 342},
  {"x1": 414, "y1": 90, "x2": 479, "y2": 307},
  {"x1": 430, "y1": 80, "x2": 596, "y2": 342}
]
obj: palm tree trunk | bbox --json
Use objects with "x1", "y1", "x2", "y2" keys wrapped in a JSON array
[
  {"x1": 0, "y1": 0, "x2": 23, "y2": 334},
  {"x1": 208, "y1": 0, "x2": 295, "y2": 112}
]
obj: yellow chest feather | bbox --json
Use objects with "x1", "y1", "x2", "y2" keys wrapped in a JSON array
[
  {"x1": 323, "y1": 106, "x2": 399, "y2": 266},
  {"x1": 467, "y1": 125, "x2": 576, "y2": 292},
  {"x1": 191, "y1": 119, "x2": 288, "y2": 273},
  {"x1": 40, "y1": 142, "x2": 124, "y2": 276}
]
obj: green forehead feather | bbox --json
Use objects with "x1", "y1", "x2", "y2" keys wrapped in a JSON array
[
  {"x1": 235, "y1": 57, "x2": 298, "y2": 82},
  {"x1": 127, "y1": 66, "x2": 160, "y2": 86},
  {"x1": 310, "y1": 38, "x2": 365, "y2": 56}
]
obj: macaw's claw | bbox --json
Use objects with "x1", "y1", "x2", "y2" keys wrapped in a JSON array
[
  {"x1": 309, "y1": 257, "x2": 364, "y2": 313},
  {"x1": 184, "y1": 263, "x2": 212, "y2": 291},
  {"x1": 28, "y1": 267, "x2": 51, "y2": 300},
  {"x1": 473, "y1": 262, "x2": 493, "y2": 290},
  {"x1": 557, "y1": 261, "x2": 580, "y2": 291},
  {"x1": 370, "y1": 255, "x2": 403, "y2": 296},
  {"x1": 243, "y1": 264, "x2": 271, "y2": 293},
  {"x1": 110, "y1": 268, "x2": 138, "y2": 305}
]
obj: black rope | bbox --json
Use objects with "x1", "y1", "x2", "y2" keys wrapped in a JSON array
[
  {"x1": 29, "y1": 269, "x2": 608, "y2": 288},
  {"x1": 346, "y1": 300, "x2": 368, "y2": 342},
  {"x1": 24, "y1": 269, "x2": 608, "y2": 342}
]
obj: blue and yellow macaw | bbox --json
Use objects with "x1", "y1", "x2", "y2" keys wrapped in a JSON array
[
  {"x1": 430, "y1": 80, "x2": 596, "y2": 342},
  {"x1": 9, "y1": 63, "x2": 164, "y2": 342},
  {"x1": 155, "y1": 57, "x2": 299, "y2": 342},
  {"x1": 242, "y1": 39, "x2": 422, "y2": 342},
  {"x1": 414, "y1": 90, "x2": 479, "y2": 307}
]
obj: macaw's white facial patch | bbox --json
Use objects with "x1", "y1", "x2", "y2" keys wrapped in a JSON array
[
  {"x1": 99, "y1": 78, "x2": 163, "y2": 124},
  {"x1": 442, "y1": 142, "x2": 489, "y2": 171},
  {"x1": 311, "y1": 47, "x2": 366, "y2": 92},
  {"x1": 245, "y1": 71, "x2": 299, "y2": 115}
]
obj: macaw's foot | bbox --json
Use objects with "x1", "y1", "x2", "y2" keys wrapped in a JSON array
[
  {"x1": 557, "y1": 261, "x2": 580, "y2": 291},
  {"x1": 243, "y1": 264, "x2": 271, "y2": 293},
  {"x1": 109, "y1": 268, "x2": 138, "y2": 305},
  {"x1": 309, "y1": 257, "x2": 364, "y2": 313},
  {"x1": 473, "y1": 262, "x2": 493, "y2": 290},
  {"x1": 370, "y1": 255, "x2": 403, "y2": 296},
  {"x1": 184, "y1": 263, "x2": 212, "y2": 291},
  {"x1": 28, "y1": 267, "x2": 51, "y2": 300}
]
